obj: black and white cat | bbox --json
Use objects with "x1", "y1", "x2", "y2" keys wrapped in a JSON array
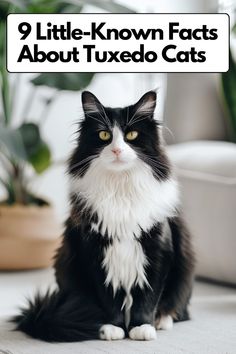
[{"x1": 14, "y1": 91, "x2": 195, "y2": 342}]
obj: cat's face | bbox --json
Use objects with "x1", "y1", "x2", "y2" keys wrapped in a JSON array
[
  {"x1": 98, "y1": 125, "x2": 138, "y2": 171},
  {"x1": 69, "y1": 91, "x2": 170, "y2": 180}
]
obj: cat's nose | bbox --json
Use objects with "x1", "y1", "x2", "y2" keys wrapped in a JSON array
[{"x1": 111, "y1": 148, "x2": 122, "y2": 156}]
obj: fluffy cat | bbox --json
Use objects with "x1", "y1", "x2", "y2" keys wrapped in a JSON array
[{"x1": 13, "y1": 90, "x2": 195, "y2": 342}]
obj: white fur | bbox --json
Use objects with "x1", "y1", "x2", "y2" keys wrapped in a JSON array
[
  {"x1": 156, "y1": 315, "x2": 173, "y2": 330},
  {"x1": 71, "y1": 160, "x2": 179, "y2": 241},
  {"x1": 103, "y1": 238, "x2": 149, "y2": 292},
  {"x1": 129, "y1": 324, "x2": 157, "y2": 340},
  {"x1": 70, "y1": 127, "x2": 179, "y2": 328},
  {"x1": 99, "y1": 324, "x2": 125, "y2": 340}
]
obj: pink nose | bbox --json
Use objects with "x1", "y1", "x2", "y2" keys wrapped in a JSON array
[{"x1": 112, "y1": 148, "x2": 122, "y2": 156}]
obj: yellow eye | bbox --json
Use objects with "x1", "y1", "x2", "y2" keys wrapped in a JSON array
[
  {"x1": 126, "y1": 131, "x2": 138, "y2": 141},
  {"x1": 99, "y1": 131, "x2": 111, "y2": 141}
]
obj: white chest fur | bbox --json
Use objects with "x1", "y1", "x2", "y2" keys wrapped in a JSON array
[
  {"x1": 72, "y1": 159, "x2": 179, "y2": 241},
  {"x1": 102, "y1": 237, "x2": 149, "y2": 296},
  {"x1": 71, "y1": 158, "x2": 179, "y2": 323}
]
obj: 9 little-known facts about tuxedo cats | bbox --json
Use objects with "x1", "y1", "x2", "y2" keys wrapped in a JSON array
[{"x1": 14, "y1": 90, "x2": 195, "y2": 342}]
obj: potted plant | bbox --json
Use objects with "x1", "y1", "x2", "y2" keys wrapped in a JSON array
[{"x1": 0, "y1": 0, "x2": 134, "y2": 270}]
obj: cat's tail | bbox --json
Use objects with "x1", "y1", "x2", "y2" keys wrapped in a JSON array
[{"x1": 12, "y1": 290, "x2": 105, "y2": 342}]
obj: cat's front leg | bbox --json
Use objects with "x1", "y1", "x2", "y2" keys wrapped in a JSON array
[
  {"x1": 98, "y1": 304, "x2": 126, "y2": 341},
  {"x1": 99, "y1": 324, "x2": 125, "y2": 340},
  {"x1": 129, "y1": 324, "x2": 157, "y2": 341},
  {"x1": 128, "y1": 287, "x2": 157, "y2": 341},
  {"x1": 97, "y1": 287, "x2": 126, "y2": 341}
]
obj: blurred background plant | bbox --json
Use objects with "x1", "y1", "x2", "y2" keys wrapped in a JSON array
[{"x1": 0, "y1": 0, "x2": 134, "y2": 205}]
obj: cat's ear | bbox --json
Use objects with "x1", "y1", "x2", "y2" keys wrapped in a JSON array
[
  {"x1": 81, "y1": 91, "x2": 103, "y2": 115},
  {"x1": 132, "y1": 91, "x2": 156, "y2": 119}
]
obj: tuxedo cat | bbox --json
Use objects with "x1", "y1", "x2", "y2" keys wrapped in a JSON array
[{"x1": 14, "y1": 90, "x2": 195, "y2": 342}]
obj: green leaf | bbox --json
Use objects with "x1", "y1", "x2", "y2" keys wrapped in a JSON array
[
  {"x1": 0, "y1": 68, "x2": 10, "y2": 125},
  {"x1": 0, "y1": 21, "x2": 11, "y2": 125},
  {"x1": 29, "y1": 141, "x2": 51, "y2": 173},
  {"x1": 0, "y1": 0, "x2": 26, "y2": 8},
  {"x1": 18, "y1": 122, "x2": 41, "y2": 156},
  {"x1": 0, "y1": 19, "x2": 6, "y2": 59},
  {"x1": 31, "y1": 72, "x2": 95, "y2": 91},
  {"x1": 0, "y1": 0, "x2": 78, "y2": 17},
  {"x1": 26, "y1": 0, "x2": 62, "y2": 14},
  {"x1": 63, "y1": 0, "x2": 136, "y2": 13},
  {"x1": 0, "y1": 0, "x2": 135, "y2": 15},
  {"x1": 58, "y1": 3, "x2": 83, "y2": 13},
  {"x1": 18, "y1": 122, "x2": 52, "y2": 173},
  {"x1": 0, "y1": 123, "x2": 51, "y2": 173},
  {"x1": 0, "y1": 125, "x2": 26, "y2": 160},
  {"x1": 0, "y1": 1, "x2": 26, "y2": 21},
  {"x1": 0, "y1": 4, "x2": 9, "y2": 22},
  {"x1": 222, "y1": 50, "x2": 236, "y2": 141}
]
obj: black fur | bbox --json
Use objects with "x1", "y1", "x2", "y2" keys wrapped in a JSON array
[
  {"x1": 13, "y1": 91, "x2": 195, "y2": 342},
  {"x1": 13, "y1": 291, "x2": 105, "y2": 342}
]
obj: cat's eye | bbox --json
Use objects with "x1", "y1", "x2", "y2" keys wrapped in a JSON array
[
  {"x1": 99, "y1": 131, "x2": 111, "y2": 141},
  {"x1": 126, "y1": 131, "x2": 138, "y2": 141}
]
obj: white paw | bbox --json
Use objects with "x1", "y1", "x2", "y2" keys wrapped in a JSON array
[
  {"x1": 99, "y1": 324, "x2": 125, "y2": 340},
  {"x1": 156, "y1": 315, "x2": 173, "y2": 330},
  {"x1": 129, "y1": 324, "x2": 157, "y2": 341}
]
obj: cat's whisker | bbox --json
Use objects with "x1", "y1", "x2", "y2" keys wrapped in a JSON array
[
  {"x1": 76, "y1": 152, "x2": 101, "y2": 175},
  {"x1": 126, "y1": 106, "x2": 130, "y2": 125},
  {"x1": 71, "y1": 155, "x2": 98, "y2": 168},
  {"x1": 162, "y1": 125, "x2": 175, "y2": 140},
  {"x1": 97, "y1": 102, "x2": 111, "y2": 127},
  {"x1": 127, "y1": 115, "x2": 151, "y2": 127},
  {"x1": 126, "y1": 104, "x2": 145, "y2": 125},
  {"x1": 95, "y1": 110, "x2": 109, "y2": 127},
  {"x1": 145, "y1": 159, "x2": 169, "y2": 170},
  {"x1": 78, "y1": 163, "x2": 96, "y2": 176},
  {"x1": 127, "y1": 100, "x2": 156, "y2": 125},
  {"x1": 136, "y1": 152, "x2": 169, "y2": 178},
  {"x1": 86, "y1": 113, "x2": 107, "y2": 127},
  {"x1": 127, "y1": 111, "x2": 138, "y2": 126},
  {"x1": 70, "y1": 155, "x2": 99, "y2": 171},
  {"x1": 134, "y1": 147, "x2": 169, "y2": 167},
  {"x1": 101, "y1": 106, "x2": 112, "y2": 126},
  {"x1": 97, "y1": 124, "x2": 108, "y2": 131},
  {"x1": 128, "y1": 113, "x2": 150, "y2": 126},
  {"x1": 141, "y1": 158, "x2": 169, "y2": 172},
  {"x1": 75, "y1": 161, "x2": 96, "y2": 178},
  {"x1": 139, "y1": 154, "x2": 168, "y2": 165}
]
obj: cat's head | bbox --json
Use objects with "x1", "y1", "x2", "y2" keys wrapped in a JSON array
[{"x1": 69, "y1": 91, "x2": 170, "y2": 180}]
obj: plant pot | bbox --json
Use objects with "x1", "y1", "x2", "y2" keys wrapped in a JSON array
[{"x1": 0, "y1": 205, "x2": 62, "y2": 270}]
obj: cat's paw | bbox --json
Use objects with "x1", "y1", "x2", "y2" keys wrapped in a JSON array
[
  {"x1": 129, "y1": 324, "x2": 157, "y2": 341},
  {"x1": 156, "y1": 315, "x2": 173, "y2": 330},
  {"x1": 99, "y1": 324, "x2": 125, "y2": 340}
]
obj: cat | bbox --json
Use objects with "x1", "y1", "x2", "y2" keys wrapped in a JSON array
[{"x1": 13, "y1": 90, "x2": 195, "y2": 342}]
